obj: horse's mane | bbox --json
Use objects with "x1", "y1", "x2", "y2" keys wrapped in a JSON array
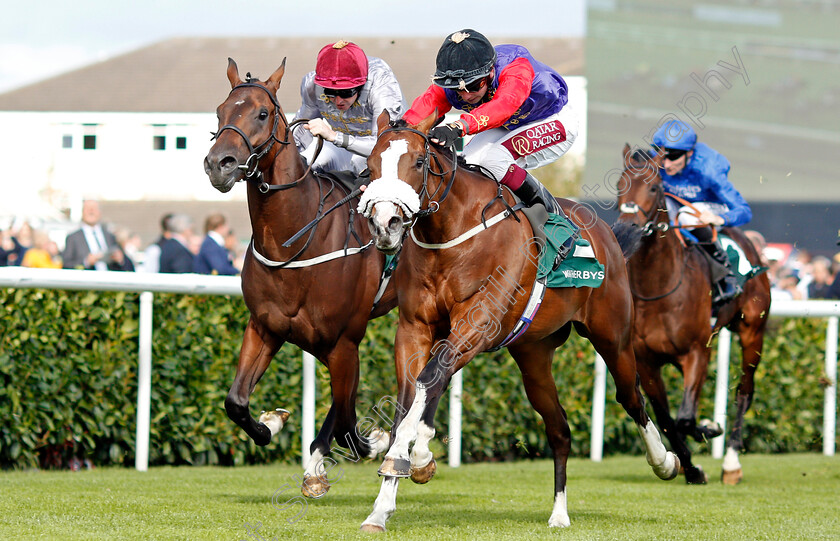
[{"x1": 611, "y1": 221, "x2": 644, "y2": 259}]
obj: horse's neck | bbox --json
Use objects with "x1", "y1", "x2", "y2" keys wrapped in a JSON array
[
  {"x1": 630, "y1": 223, "x2": 685, "y2": 277},
  {"x1": 414, "y1": 168, "x2": 497, "y2": 244},
  {"x1": 247, "y1": 147, "x2": 321, "y2": 249}
]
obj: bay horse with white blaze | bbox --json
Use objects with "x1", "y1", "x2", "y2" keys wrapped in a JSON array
[
  {"x1": 357, "y1": 112, "x2": 680, "y2": 532},
  {"x1": 203, "y1": 59, "x2": 396, "y2": 496},
  {"x1": 614, "y1": 144, "x2": 771, "y2": 484}
]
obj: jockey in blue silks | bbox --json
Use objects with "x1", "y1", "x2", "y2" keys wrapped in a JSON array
[{"x1": 652, "y1": 119, "x2": 751, "y2": 305}]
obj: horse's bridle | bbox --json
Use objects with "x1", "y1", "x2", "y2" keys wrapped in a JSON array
[
  {"x1": 376, "y1": 124, "x2": 459, "y2": 222},
  {"x1": 210, "y1": 80, "x2": 320, "y2": 194},
  {"x1": 618, "y1": 166, "x2": 670, "y2": 238},
  {"x1": 619, "y1": 163, "x2": 689, "y2": 301}
]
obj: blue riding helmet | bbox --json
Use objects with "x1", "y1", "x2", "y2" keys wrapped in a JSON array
[{"x1": 652, "y1": 120, "x2": 697, "y2": 151}]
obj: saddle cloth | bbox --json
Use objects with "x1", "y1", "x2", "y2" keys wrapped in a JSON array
[{"x1": 537, "y1": 214, "x2": 605, "y2": 289}]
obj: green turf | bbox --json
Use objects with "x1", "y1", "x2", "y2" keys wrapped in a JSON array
[{"x1": 2, "y1": 454, "x2": 838, "y2": 540}]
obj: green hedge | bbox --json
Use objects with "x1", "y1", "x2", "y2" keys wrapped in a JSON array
[{"x1": 0, "y1": 288, "x2": 835, "y2": 469}]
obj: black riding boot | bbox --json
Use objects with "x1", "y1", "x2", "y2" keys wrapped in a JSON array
[
  {"x1": 513, "y1": 172, "x2": 565, "y2": 217},
  {"x1": 700, "y1": 236, "x2": 742, "y2": 305}
]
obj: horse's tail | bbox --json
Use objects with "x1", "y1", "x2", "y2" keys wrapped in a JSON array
[{"x1": 611, "y1": 221, "x2": 644, "y2": 260}]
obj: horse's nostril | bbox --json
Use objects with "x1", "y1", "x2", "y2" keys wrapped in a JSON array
[{"x1": 220, "y1": 156, "x2": 238, "y2": 172}]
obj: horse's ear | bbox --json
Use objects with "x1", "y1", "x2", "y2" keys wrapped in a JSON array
[
  {"x1": 377, "y1": 110, "x2": 391, "y2": 134},
  {"x1": 227, "y1": 58, "x2": 243, "y2": 88},
  {"x1": 416, "y1": 110, "x2": 439, "y2": 133},
  {"x1": 622, "y1": 143, "x2": 633, "y2": 168},
  {"x1": 267, "y1": 57, "x2": 286, "y2": 90}
]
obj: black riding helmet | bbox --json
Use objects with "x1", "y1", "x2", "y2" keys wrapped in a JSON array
[{"x1": 432, "y1": 29, "x2": 496, "y2": 90}]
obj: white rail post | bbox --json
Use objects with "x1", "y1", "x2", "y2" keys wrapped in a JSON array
[
  {"x1": 448, "y1": 370, "x2": 463, "y2": 468},
  {"x1": 590, "y1": 353, "x2": 607, "y2": 461},
  {"x1": 135, "y1": 291, "x2": 153, "y2": 472},
  {"x1": 301, "y1": 352, "x2": 316, "y2": 468},
  {"x1": 712, "y1": 327, "x2": 732, "y2": 459},
  {"x1": 824, "y1": 317, "x2": 838, "y2": 456}
]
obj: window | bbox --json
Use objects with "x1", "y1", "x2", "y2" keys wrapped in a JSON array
[
  {"x1": 175, "y1": 136, "x2": 187, "y2": 150},
  {"x1": 62, "y1": 135, "x2": 73, "y2": 149},
  {"x1": 83, "y1": 135, "x2": 97, "y2": 150},
  {"x1": 153, "y1": 136, "x2": 166, "y2": 150}
]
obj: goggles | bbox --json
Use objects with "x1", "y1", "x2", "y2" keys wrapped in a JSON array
[
  {"x1": 323, "y1": 86, "x2": 360, "y2": 99},
  {"x1": 460, "y1": 77, "x2": 487, "y2": 93},
  {"x1": 662, "y1": 148, "x2": 687, "y2": 161}
]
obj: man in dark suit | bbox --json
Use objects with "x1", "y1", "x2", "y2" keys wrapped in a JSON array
[
  {"x1": 193, "y1": 213, "x2": 239, "y2": 275},
  {"x1": 62, "y1": 199, "x2": 131, "y2": 271},
  {"x1": 159, "y1": 213, "x2": 195, "y2": 274}
]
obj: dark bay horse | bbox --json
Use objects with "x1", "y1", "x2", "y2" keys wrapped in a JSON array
[
  {"x1": 614, "y1": 144, "x2": 771, "y2": 484},
  {"x1": 356, "y1": 112, "x2": 679, "y2": 532},
  {"x1": 203, "y1": 59, "x2": 396, "y2": 497}
]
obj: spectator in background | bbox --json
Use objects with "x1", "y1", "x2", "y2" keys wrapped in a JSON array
[
  {"x1": 159, "y1": 214, "x2": 195, "y2": 273},
  {"x1": 743, "y1": 230, "x2": 768, "y2": 266},
  {"x1": 62, "y1": 200, "x2": 131, "y2": 271},
  {"x1": 771, "y1": 267, "x2": 803, "y2": 302},
  {"x1": 1, "y1": 227, "x2": 19, "y2": 266},
  {"x1": 141, "y1": 213, "x2": 173, "y2": 273},
  {"x1": 1, "y1": 222, "x2": 31, "y2": 266},
  {"x1": 21, "y1": 230, "x2": 62, "y2": 269},
  {"x1": 112, "y1": 228, "x2": 138, "y2": 272},
  {"x1": 193, "y1": 213, "x2": 239, "y2": 275},
  {"x1": 805, "y1": 255, "x2": 835, "y2": 299},
  {"x1": 225, "y1": 229, "x2": 245, "y2": 271}
]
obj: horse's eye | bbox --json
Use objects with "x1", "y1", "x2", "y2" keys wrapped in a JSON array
[
  {"x1": 649, "y1": 186, "x2": 658, "y2": 193},
  {"x1": 415, "y1": 157, "x2": 425, "y2": 169},
  {"x1": 258, "y1": 110, "x2": 269, "y2": 121}
]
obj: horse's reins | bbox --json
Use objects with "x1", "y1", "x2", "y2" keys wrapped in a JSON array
[
  {"x1": 210, "y1": 79, "x2": 322, "y2": 194},
  {"x1": 212, "y1": 78, "x2": 373, "y2": 268},
  {"x1": 283, "y1": 123, "x2": 458, "y2": 247}
]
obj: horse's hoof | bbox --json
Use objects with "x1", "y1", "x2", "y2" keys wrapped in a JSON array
[
  {"x1": 301, "y1": 474, "x2": 330, "y2": 498},
  {"x1": 721, "y1": 468, "x2": 743, "y2": 485},
  {"x1": 258, "y1": 408, "x2": 291, "y2": 437},
  {"x1": 410, "y1": 458, "x2": 437, "y2": 484},
  {"x1": 378, "y1": 456, "x2": 411, "y2": 477},
  {"x1": 685, "y1": 465, "x2": 708, "y2": 485},
  {"x1": 698, "y1": 418, "x2": 723, "y2": 439},
  {"x1": 360, "y1": 523, "x2": 386, "y2": 533}
]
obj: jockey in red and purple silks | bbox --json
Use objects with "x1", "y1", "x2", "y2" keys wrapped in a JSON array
[{"x1": 403, "y1": 29, "x2": 579, "y2": 218}]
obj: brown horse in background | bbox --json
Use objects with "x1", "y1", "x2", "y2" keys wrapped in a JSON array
[
  {"x1": 357, "y1": 113, "x2": 680, "y2": 532},
  {"x1": 614, "y1": 144, "x2": 771, "y2": 484},
  {"x1": 203, "y1": 59, "x2": 396, "y2": 496}
]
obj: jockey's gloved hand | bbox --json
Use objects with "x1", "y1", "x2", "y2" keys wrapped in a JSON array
[{"x1": 430, "y1": 122, "x2": 464, "y2": 147}]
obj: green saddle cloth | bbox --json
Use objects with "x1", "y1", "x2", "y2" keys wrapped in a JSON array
[
  {"x1": 537, "y1": 214, "x2": 605, "y2": 288},
  {"x1": 720, "y1": 234, "x2": 767, "y2": 286}
]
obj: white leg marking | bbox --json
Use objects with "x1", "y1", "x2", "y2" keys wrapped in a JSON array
[
  {"x1": 637, "y1": 420, "x2": 678, "y2": 478},
  {"x1": 367, "y1": 428, "x2": 390, "y2": 459},
  {"x1": 409, "y1": 421, "x2": 435, "y2": 468},
  {"x1": 548, "y1": 490, "x2": 570, "y2": 528},
  {"x1": 303, "y1": 448, "x2": 325, "y2": 479},
  {"x1": 385, "y1": 387, "x2": 426, "y2": 461},
  {"x1": 361, "y1": 477, "x2": 400, "y2": 531},
  {"x1": 257, "y1": 409, "x2": 288, "y2": 437},
  {"x1": 722, "y1": 446, "x2": 742, "y2": 472}
]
